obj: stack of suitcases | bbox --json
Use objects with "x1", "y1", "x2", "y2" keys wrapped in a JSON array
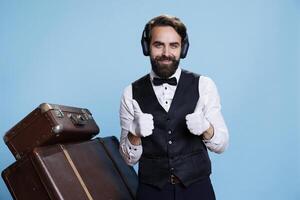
[{"x1": 2, "y1": 103, "x2": 138, "y2": 200}]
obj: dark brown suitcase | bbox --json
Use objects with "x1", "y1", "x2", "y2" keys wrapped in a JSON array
[
  {"x1": 2, "y1": 137, "x2": 138, "y2": 200},
  {"x1": 2, "y1": 156, "x2": 50, "y2": 200},
  {"x1": 99, "y1": 137, "x2": 138, "y2": 198},
  {"x1": 4, "y1": 103, "x2": 100, "y2": 160}
]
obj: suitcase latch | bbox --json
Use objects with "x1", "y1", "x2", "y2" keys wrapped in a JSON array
[{"x1": 68, "y1": 113, "x2": 87, "y2": 126}]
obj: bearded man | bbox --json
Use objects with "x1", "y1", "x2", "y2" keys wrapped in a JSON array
[{"x1": 119, "y1": 14, "x2": 229, "y2": 200}]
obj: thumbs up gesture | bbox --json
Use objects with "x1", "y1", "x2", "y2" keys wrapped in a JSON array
[
  {"x1": 129, "y1": 99, "x2": 154, "y2": 137},
  {"x1": 185, "y1": 99, "x2": 210, "y2": 136}
]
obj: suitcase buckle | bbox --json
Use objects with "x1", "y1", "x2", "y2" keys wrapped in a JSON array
[
  {"x1": 54, "y1": 109, "x2": 64, "y2": 118},
  {"x1": 53, "y1": 105, "x2": 64, "y2": 118}
]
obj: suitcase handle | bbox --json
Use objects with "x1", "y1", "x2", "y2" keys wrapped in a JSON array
[{"x1": 68, "y1": 114, "x2": 87, "y2": 126}]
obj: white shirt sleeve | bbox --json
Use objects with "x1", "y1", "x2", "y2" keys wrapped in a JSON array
[
  {"x1": 199, "y1": 76, "x2": 229, "y2": 154},
  {"x1": 119, "y1": 85, "x2": 143, "y2": 166}
]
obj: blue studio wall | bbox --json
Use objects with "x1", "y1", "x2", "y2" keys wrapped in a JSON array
[{"x1": 0, "y1": 1, "x2": 299, "y2": 199}]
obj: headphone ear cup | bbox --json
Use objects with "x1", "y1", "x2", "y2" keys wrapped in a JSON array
[
  {"x1": 141, "y1": 30, "x2": 150, "y2": 56},
  {"x1": 141, "y1": 39, "x2": 149, "y2": 56},
  {"x1": 180, "y1": 35, "x2": 189, "y2": 58}
]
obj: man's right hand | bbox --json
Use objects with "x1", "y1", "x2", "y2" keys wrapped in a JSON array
[{"x1": 129, "y1": 99, "x2": 154, "y2": 137}]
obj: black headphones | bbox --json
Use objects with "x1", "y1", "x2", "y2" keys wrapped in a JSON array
[{"x1": 141, "y1": 25, "x2": 189, "y2": 59}]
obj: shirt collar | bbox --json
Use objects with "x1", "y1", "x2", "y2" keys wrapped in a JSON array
[{"x1": 150, "y1": 67, "x2": 181, "y2": 82}]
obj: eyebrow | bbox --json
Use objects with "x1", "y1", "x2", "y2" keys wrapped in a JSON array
[
  {"x1": 152, "y1": 41, "x2": 164, "y2": 45},
  {"x1": 170, "y1": 42, "x2": 180, "y2": 46},
  {"x1": 152, "y1": 41, "x2": 180, "y2": 46}
]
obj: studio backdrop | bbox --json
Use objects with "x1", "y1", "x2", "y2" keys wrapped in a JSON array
[{"x1": 0, "y1": 1, "x2": 299, "y2": 200}]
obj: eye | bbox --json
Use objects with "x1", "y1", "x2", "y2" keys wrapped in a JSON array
[
  {"x1": 170, "y1": 43, "x2": 180, "y2": 49},
  {"x1": 153, "y1": 43, "x2": 163, "y2": 48}
]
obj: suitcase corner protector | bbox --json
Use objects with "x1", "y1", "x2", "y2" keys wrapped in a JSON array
[{"x1": 39, "y1": 103, "x2": 53, "y2": 113}]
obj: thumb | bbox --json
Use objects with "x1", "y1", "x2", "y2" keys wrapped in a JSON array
[
  {"x1": 132, "y1": 99, "x2": 143, "y2": 115},
  {"x1": 194, "y1": 98, "x2": 203, "y2": 113}
]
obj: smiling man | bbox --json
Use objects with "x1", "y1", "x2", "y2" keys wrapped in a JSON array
[{"x1": 119, "y1": 15, "x2": 229, "y2": 200}]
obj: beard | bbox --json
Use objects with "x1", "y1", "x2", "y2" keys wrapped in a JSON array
[{"x1": 150, "y1": 55, "x2": 180, "y2": 79}]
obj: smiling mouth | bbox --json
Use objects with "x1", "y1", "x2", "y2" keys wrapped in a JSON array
[{"x1": 159, "y1": 60, "x2": 172, "y2": 64}]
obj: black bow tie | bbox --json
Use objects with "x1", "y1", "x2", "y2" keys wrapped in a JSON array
[{"x1": 153, "y1": 77, "x2": 177, "y2": 86}]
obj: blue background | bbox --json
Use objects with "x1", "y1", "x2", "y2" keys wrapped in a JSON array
[{"x1": 0, "y1": 1, "x2": 299, "y2": 199}]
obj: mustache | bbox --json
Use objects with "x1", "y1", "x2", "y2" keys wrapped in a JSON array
[{"x1": 155, "y1": 55, "x2": 176, "y2": 62}]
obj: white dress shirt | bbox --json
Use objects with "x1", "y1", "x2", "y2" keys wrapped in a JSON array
[{"x1": 119, "y1": 67, "x2": 229, "y2": 166}]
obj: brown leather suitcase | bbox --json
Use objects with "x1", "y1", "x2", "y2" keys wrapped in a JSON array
[
  {"x1": 100, "y1": 137, "x2": 138, "y2": 198},
  {"x1": 2, "y1": 156, "x2": 50, "y2": 200},
  {"x1": 4, "y1": 103, "x2": 100, "y2": 160},
  {"x1": 2, "y1": 137, "x2": 138, "y2": 200}
]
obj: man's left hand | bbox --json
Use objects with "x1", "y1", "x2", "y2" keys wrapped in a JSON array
[{"x1": 185, "y1": 99, "x2": 210, "y2": 136}]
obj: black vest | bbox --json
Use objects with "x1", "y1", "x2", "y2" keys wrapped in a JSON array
[{"x1": 132, "y1": 69, "x2": 211, "y2": 189}]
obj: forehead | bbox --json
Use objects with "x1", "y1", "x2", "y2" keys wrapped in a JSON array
[{"x1": 150, "y1": 26, "x2": 181, "y2": 43}]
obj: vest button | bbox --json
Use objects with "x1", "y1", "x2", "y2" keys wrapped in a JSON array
[
  {"x1": 168, "y1": 130, "x2": 172, "y2": 134},
  {"x1": 170, "y1": 168, "x2": 174, "y2": 171},
  {"x1": 168, "y1": 140, "x2": 172, "y2": 144}
]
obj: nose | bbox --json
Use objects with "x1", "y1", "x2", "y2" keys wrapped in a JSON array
[{"x1": 162, "y1": 46, "x2": 171, "y2": 57}]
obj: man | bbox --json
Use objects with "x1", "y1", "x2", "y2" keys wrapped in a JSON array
[{"x1": 119, "y1": 14, "x2": 229, "y2": 200}]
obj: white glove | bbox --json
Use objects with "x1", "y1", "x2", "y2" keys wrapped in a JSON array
[
  {"x1": 185, "y1": 99, "x2": 210, "y2": 136},
  {"x1": 129, "y1": 99, "x2": 154, "y2": 137}
]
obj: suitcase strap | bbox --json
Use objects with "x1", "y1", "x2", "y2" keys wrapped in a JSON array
[{"x1": 60, "y1": 144, "x2": 94, "y2": 200}]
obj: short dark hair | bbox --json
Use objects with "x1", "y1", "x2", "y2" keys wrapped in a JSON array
[{"x1": 144, "y1": 14, "x2": 187, "y2": 44}]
